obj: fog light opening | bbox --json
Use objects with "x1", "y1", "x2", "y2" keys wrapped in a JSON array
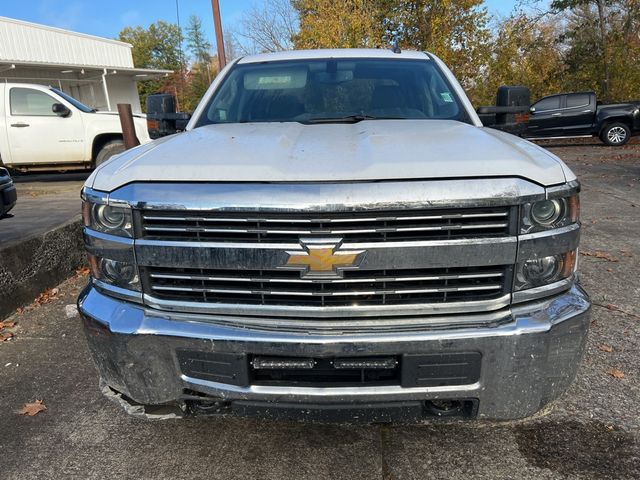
[
  {"x1": 425, "y1": 400, "x2": 462, "y2": 416},
  {"x1": 101, "y1": 258, "x2": 136, "y2": 284},
  {"x1": 522, "y1": 255, "x2": 560, "y2": 285}
]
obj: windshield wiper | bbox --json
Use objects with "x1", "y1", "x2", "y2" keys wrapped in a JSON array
[{"x1": 305, "y1": 114, "x2": 406, "y2": 124}]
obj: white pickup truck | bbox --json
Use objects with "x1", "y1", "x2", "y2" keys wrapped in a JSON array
[
  {"x1": 79, "y1": 49, "x2": 590, "y2": 422},
  {"x1": 0, "y1": 83, "x2": 150, "y2": 171}
]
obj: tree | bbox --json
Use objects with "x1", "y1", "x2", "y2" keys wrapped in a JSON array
[
  {"x1": 119, "y1": 21, "x2": 185, "y2": 111},
  {"x1": 551, "y1": 0, "x2": 640, "y2": 101},
  {"x1": 186, "y1": 15, "x2": 212, "y2": 64},
  {"x1": 552, "y1": 0, "x2": 611, "y2": 97},
  {"x1": 380, "y1": 0, "x2": 491, "y2": 102},
  {"x1": 476, "y1": 13, "x2": 564, "y2": 105},
  {"x1": 293, "y1": 0, "x2": 383, "y2": 49},
  {"x1": 182, "y1": 59, "x2": 218, "y2": 112},
  {"x1": 292, "y1": 0, "x2": 491, "y2": 103},
  {"x1": 607, "y1": 0, "x2": 640, "y2": 100},
  {"x1": 235, "y1": 0, "x2": 298, "y2": 54},
  {"x1": 185, "y1": 15, "x2": 214, "y2": 95},
  {"x1": 119, "y1": 21, "x2": 184, "y2": 71}
]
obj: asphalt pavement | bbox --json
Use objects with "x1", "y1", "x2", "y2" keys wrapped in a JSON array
[
  {"x1": 0, "y1": 140, "x2": 639, "y2": 479},
  {"x1": 0, "y1": 172, "x2": 87, "y2": 247}
]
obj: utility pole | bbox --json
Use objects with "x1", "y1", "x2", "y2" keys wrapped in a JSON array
[
  {"x1": 595, "y1": 0, "x2": 609, "y2": 100},
  {"x1": 211, "y1": 0, "x2": 226, "y2": 72}
]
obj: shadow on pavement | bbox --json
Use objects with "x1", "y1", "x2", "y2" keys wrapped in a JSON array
[{"x1": 12, "y1": 171, "x2": 91, "y2": 183}]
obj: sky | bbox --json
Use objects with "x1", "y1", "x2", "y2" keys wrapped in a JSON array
[{"x1": 0, "y1": 0, "x2": 532, "y2": 48}]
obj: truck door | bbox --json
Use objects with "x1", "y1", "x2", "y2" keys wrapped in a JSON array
[
  {"x1": 527, "y1": 94, "x2": 564, "y2": 137},
  {"x1": 5, "y1": 86, "x2": 85, "y2": 166},
  {"x1": 560, "y1": 93, "x2": 595, "y2": 135}
]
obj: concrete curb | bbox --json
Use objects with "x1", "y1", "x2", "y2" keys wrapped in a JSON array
[{"x1": 0, "y1": 217, "x2": 85, "y2": 319}]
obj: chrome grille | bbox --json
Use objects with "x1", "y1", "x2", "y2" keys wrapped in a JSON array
[
  {"x1": 143, "y1": 265, "x2": 510, "y2": 308},
  {"x1": 140, "y1": 207, "x2": 513, "y2": 243}
]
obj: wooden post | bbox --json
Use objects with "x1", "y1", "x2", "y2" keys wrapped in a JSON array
[
  {"x1": 211, "y1": 0, "x2": 226, "y2": 72},
  {"x1": 117, "y1": 103, "x2": 140, "y2": 150}
]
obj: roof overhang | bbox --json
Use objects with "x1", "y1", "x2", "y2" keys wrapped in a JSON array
[{"x1": 0, "y1": 61, "x2": 172, "y2": 80}]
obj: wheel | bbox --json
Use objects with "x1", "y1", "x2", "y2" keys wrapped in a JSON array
[
  {"x1": 95, "y1": 140, "x2": 126, "y2": 166},
  {"x1": 600, "y1": 122, "x2": 631, "y2": 146},
  {"x1": 0, "y1": 201, "x2": 15, "y2": 218}
]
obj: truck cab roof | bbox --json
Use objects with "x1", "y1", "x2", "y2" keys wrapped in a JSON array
[{"x1": 237, "y1": 48, "x2": 431, "y2": 64}]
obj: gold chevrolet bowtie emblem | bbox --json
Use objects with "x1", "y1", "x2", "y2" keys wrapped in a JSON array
[{"x1": 283, "y1": 238, "x2": 366, "y2": 279}]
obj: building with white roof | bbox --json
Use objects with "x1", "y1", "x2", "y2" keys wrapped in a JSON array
[{"x1": 0, "y1": 16, "x2": 172, "y2": 112}]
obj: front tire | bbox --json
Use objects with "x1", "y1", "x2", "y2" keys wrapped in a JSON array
[
  {"x1": 600, "y1": 123, "x2": 631, "y2": 146},
  {"x1": 95, "y1": 140, "x2": 126, "y2": 166}
]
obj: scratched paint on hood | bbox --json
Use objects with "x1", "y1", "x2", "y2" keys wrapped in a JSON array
[{"x1": 89, "y1": 119, "x2": 569, "y2": 192}]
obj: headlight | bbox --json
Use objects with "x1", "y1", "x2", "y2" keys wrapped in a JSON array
[
  {"x1": 82, "y1": 201, "x2": 133, "y2": 237},
  {"x1": 521, "y1": 195, "x2": 579, "y2": 233},
  {"x1": 531, "y1": 199, "x2": 562, "y2": 225},
  {"x1": 89, "y1": 255, "x2": 140, "y2": 291},
  {"x1": 515, "y1": 251, "x2": 576, "y2": 291}
]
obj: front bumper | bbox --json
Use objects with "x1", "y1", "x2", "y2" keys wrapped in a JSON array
[{"x1": 78, "y1": 284, "x2": 590, "y2": 421}]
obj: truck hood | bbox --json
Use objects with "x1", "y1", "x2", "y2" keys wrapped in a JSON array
[{"x1": 89, "y1": 120, "x2": 570, "y2": 191}]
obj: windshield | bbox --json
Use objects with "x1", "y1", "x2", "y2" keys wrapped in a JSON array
[
  {"x1": 50, "y1": 88, "x2": 95, "y2": 113},
  {"x1": 195, "y1": 58, "x2": 470, "y2": 127}
]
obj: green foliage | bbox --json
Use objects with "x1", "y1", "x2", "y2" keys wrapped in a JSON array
[
  {"x1": 476, "y1": 14, "x2": 565, "y2": 104},
  {"x1": 292, "y1": 0, "x2": 492, "y2": 104},
  {"x1": 292, "y1": 0, "x2": 384, "y2": 48},
  {"x1": 119, "y1": 18, "x2": 219, "y2": 113},
  {"x1": 119, "y1": 21, "x2": 184, "y2": 70},
  {"x1": 292, "y1": 0, "x2": 639, "y2": 105},
  {"x1": 182, "y1": 60, "x2": 218, "y2": 113},
  {"x1": 118, "y1": 2, "x2": 640, "y2": 113},
  {"x1": 384, "y1": 0, "x2": 492, "y2": 103},
  {"x1": 119, "y1": 21, "x2": 186, "y2": 112},
  {"x1": 186, "y1": 15, "x2": 212, "y2": 64},
  {"x1": 551, "y1": 0, "x2": 640, "y2": 101},
  {"x1": 184, "y1": 15, "x2": 215, "y2": 112}
]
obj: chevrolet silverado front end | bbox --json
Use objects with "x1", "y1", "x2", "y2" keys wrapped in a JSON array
[{"x1": 78, "y1": 49, "x2": 590, "y2": 422}]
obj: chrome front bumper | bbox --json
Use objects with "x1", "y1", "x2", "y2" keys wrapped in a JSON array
[{"x1": 78, "y1": 284, "x2": 590, "y2": 421}]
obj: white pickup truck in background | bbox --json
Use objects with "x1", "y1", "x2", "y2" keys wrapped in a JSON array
[{"x1": 0, "y1": 83, "x2": 150, "y2": 171}]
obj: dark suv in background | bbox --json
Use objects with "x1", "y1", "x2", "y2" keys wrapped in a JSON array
[{"x1": 527, "y1": 91, "x2": 640, "y2": 146}]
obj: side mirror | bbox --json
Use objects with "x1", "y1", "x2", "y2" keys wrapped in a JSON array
[
  {"x1": 52, "y1": 103, "x2": 71, "y2": 117},
  {"x1": 529, "y1": 106, "x2": 536, "y2": 114}
]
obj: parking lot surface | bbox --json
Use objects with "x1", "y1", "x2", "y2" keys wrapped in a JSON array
[
  {"x1": 0, "y1": 172, "x2": 86, "y2": 247},
  {"x1": 0, "y1": 140, "x2": 639, "y2": 479}
]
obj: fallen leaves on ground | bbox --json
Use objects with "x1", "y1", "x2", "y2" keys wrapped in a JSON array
[
  {"x1": 34, "y1": 288, "x2": 59, "y2": 306},
  {"x1": 600, "y1": 303, "x2": 640, "y2": 320},
  {"x1": 75, "y1": 267, "x2": 90, "y2": 277},
  {"x1": 0, "y1": 321, "x2": 16, "y2": 342},
  {"x1": 597, "y1": 344, "x2": 614, "y2": 353},
  {"x1": 580, "y1": 250, "x2": 619, "y2": 262},
  {"x1": 0, "y1": 332, "x2": 13, "y2": 342},
  {"x1": 607, "y1": 368, "x2": 625, "y2": 379},
  {"x1": 18, "y1": 400, "x2": 47, "y2": 416}
]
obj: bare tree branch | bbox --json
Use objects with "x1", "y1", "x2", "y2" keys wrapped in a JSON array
[{"x1": 234, "y1": 0, "x2": 299, "y2": 54}]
